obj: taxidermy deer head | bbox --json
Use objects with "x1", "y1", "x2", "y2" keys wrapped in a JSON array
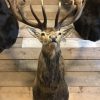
[
  {"x1": 7, "y1": 0, "x2": 86, "y2": 47},
  {"x1": 7, "y1": 0, "x2": 85, "y2": 100}
]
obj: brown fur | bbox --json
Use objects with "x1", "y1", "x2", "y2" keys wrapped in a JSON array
[{"x1": 33, "y1": 43, "x2": 69, "y2": 100}]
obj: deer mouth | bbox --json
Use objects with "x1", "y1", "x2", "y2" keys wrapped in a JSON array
[{"x1": 49, "y1": 42, "x2": 58, "y2": 48}]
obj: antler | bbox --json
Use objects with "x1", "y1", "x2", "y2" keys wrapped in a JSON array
[
  {"x1": 7, "y1": 0, "x2": 47, "y2": 30},
  {"x1": 55, "y1": 0, "x2": 86, "y2": 30}
]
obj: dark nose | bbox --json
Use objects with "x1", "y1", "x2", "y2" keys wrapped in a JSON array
[{"x1": 52, "y1": 38, "x2": 56, "y2": 42}]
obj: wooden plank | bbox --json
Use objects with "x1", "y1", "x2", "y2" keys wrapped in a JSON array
[
  {"x1": 13, "y1": 38, "x2": 22, "y2": 47},
  {"x1": 0, "y1": 87, "x2": 100, "y2": 100},
  {"x1": 0, "y1": 60, "x2": 100, "y2": 72},
  {"x1": 0, "y1": 60, "x2": 38, "y2": 72},
  {"x1": 69, "y1": 93, "x2": 100, "y2": 100},
  {"x1": 1, "y1": 48, "x2": 100, "y2": 60},
  {"x1": 24, "y1": 5, "x2": 60, "y2": 12},
  {"x1": 65, "y1": 60, "x2": 100, "y2": 71},
  {"x1": 0, "y1": 87, "x2": 32, "y2": 100},
  {"x1": 65, "y1": 72, "x2": 100, "y2": 86},
  {"x1": 0, "y1": 72, "x2": 100, "y2": 86},
  {"x1": 0, "y1": 48, "x2": 41, "y2": 60},
  {"x1": 0, "y1": 87, "x2": 32, "y2": 93},
  {"x1": 22, "y1": 0, "x2": 59, "y2": 5},
  {"x1": 0, "y1": 72, "x2": 35, "y2": 86},
  {"x1": 0, "y1": 87, "x2": 100, "y2": 93},
  {"x1": 68, "y1": 87, "x2": 100, "y2": 93}
]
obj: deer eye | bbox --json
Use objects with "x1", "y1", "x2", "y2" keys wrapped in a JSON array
[
  {"x1": 59, "y1": 33, "x2": 61, "y2": 35},
  {"x1": 41, "y1": 33, "x2": 45, "y2": 36},
  {"x1": 49, "y1": 36, "x2": 51, "y2": 38}
]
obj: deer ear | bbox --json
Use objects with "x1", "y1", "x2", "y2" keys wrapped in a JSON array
[
  {"x1": 27, "y1": 27, "x2": 39, "y2": 38},
  {"x1": 27, "y1": 27, "x2": 36, "y2": 34},
  {"x1": 27, "y1": 27, "x2": 41, "y2": 39}
]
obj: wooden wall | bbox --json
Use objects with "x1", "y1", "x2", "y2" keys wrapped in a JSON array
[{"x1": 0, "y1": 0, "x2": 100, "y2": 100}]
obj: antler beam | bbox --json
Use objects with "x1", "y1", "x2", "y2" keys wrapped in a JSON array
[
  {"x1": 55, "y1": 0, "x2": 86, "y2": 30},
  {"x1": 7, "y1": 0, "x2": 47, "y2": 30}
]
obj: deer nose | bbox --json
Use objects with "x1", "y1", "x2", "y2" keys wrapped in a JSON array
[
  {"x1": 49, "y1": 35, "x2": 57, "y2": 42},
  {"x1": 51, "y1": 38, "x2": 56, "y2": 42}
]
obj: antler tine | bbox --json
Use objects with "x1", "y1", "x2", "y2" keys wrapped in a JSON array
[
  {"x1": 58, "y1": 3, "x2": 75, "y2": 27},
  {"x1": 54, "y1": 1, "x2": 61, "y2": 29},
  {"x1": 30, "y1": 0, "x2": 47, "y2": 30},
  {"x1": 40, "y1": 0, "x2": 47, "y2": 30},
  {"x1": 7, "y1": 0, "x2": 42, "y2": 28},
  {"x1": 30, "y1": 1, "x2": 42, "y2": 25},
  {"x1": 59, "y1": 0, "x2": 86, "y2": 28},
  {"x1": 7, "y1": 0, "x2": 23, "y2": 21}
]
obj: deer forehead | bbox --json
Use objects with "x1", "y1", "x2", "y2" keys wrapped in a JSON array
[{"x1": 42, "y1": 28, "x2": 60, "y2": 35}]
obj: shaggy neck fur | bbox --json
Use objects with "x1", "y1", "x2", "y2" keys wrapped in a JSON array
[
  {"x1": 33, "y1": 42, "x2": 69, "y2": 100},
  {"x1": 37, "y1": 43, "x2": 65, "y2": 90}
]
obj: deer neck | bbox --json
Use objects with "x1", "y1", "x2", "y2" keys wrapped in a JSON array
[
  {"x1": 41, "y1": 43, "x2": 61, "y2": 68},
  {"x1": 37, "y1": 43, "x2": 65, "y2": 87}
]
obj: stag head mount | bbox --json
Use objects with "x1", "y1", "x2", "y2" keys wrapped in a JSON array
[{"x1": 7, "y1": 0, "x2": 86, "y2": 45}]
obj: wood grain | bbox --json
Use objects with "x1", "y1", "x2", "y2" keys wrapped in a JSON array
[
  {"x1": 0, "y1": 87, "x2": 100, "y2": 100},
  {"x1": 0, "y1": 87, "x2": 100, "y2": 93},
  {"x1": 0, "y1": 60, "x2": 100, "y2": 72},
  {"x1": 0, "y1": 87, "x2": 32, "y2": 100},
  {"x1": 0, "y1": 72, "x2": 100, "y2": 86},
  {"x1": 69, "y1": 93, "x2": 100, "y2": 100},
  {"x1": 23, "y1": 0, "x2": 59, "y2": 5},
  {"x1": 1, "y1": 48, "x2": 100, "y2": 60}
]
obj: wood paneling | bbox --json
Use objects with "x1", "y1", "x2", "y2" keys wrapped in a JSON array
[{"x1": 1, "y1": 1, "x2": 100, "y2": 99}]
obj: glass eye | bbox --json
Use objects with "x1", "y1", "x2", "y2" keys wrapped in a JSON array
[
  {"x1": 49, "y1": 36, "x2": 51, "y2": 38},
  {"x1": 41, "y1": 33, "x2": 45, "y2": 36},
  {"x1": 59, "y1": 33, "x2": 61, "y2": 35}
]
